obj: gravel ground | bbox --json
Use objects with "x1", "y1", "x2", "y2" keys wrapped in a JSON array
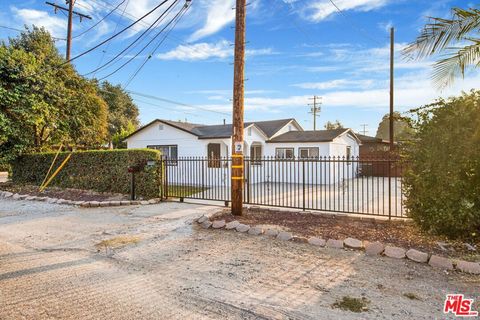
[{"x1": 0, "y1": 198, "x2": 478, "y2": 319}]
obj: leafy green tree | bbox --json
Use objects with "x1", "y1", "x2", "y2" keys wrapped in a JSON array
[
  {"x1": 324, "y1": 120, "x2": 344, "y2": 130},
  {"x1": 404, "y1": 7, "x2": 480, "y2": 88},
  {"x1": 98, "y1": 81, "x2": 139, "y2": 148},
  {"x1": 375, "y1": 112, "x2": 413, "y2": 142},
  {"x1": 0, "y1": 26, "x2": 107, "y2": 166},
  {"x1": 403, "y1": 90, "x2": 480, "y2": 239}
]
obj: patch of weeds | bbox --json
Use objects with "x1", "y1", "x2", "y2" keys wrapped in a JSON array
[
  {"x1": 403, "y1": 292, "x2": 421, "y2": 300},
  {"x1": 95, "y1": 235, "x2": 141, "y2": 249},
  {"x1": 332, "y1": 296, "x2": 369, "y2": 313}
]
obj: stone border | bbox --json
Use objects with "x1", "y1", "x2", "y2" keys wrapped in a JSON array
[
  {"x1": 0, "y1": 191, "x2": 161, "y2": 208},
  {"x1": 195, "y1": 215, "x2": 480, "y2": 275}
]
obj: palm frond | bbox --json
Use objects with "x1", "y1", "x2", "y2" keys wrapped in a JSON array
[
  {"x1": 432, "y1": 39, "x2": 480, "y2": 89},
  {"x1": 404, "y1": 7, "x2": 480, "y2": 59}
]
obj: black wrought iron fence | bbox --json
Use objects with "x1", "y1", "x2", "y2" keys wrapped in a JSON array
[{"x1": 162, "y1": 156, "x2": 407, "y2": 218}]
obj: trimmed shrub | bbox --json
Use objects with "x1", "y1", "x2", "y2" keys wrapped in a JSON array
[
  {"x1": 11, "y1": 149, "x2": 162, "y2": 199},
  {"x1": 404, "y1": 91, "x2": 480, "y2": 240}
]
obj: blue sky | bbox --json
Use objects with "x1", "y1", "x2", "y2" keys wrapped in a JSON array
[{"x1": 0, "y1": 0, "x2": 477, "y2": 135}]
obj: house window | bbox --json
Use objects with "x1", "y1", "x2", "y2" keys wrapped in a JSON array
[
  {"x1": 158, "y1": 124, "x2": 164, "y2": 130},
  {"x1": 346, "y1": 146, "x2": 352, "y2": 164},
  {"x1": 275, "y1": 148, "x2": 294, "y2": 159},
  {"x1": 147, "y1": 145, "x2": 177, "y2": 165},
  {"x1": 208, "y1": 143, "x2": 221, "y2": 168},
  {"x1": 299, "y1": 147, "x2": 319, "y2": 159},
  {"x1": 250, "y1": 144, "x2": 262, "y2": 165}
]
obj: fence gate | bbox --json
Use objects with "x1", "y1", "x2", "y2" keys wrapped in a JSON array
[{"x1": 162, "y1": 156, "x2": 407, "y2": 218}]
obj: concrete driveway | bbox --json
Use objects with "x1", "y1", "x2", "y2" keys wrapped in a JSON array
[{"x1": 0, "y1": 198, "x2": 478, "y2": 319}]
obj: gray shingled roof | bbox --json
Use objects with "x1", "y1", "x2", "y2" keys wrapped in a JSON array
[
  {"x1": 124, "y1": 118, "x2": 299, "y2": 141},
  {"x1": 267, "y1": 129, "x2": 350, "y2": 143}
]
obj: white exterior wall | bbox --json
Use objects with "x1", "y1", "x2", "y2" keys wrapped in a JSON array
[
  {"x1": 270, "y1": 120, "x2": 301, "y2": 138},
  {"x1": 126, "y1": 121, "x2": 360, "y2": 186},
  {"x1": 125, "y1": 121, "x2": 206, "y2": 157}
]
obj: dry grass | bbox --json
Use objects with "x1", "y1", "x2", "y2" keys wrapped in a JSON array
[
  {"x1": 95, "y1": 235, "x2": 141, "y2": 249},
  {"x1": 332, "y1": 296, "x2": 370, "y2": 313}
]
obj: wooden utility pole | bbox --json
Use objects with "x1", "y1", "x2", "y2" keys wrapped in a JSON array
[
  {"x1": 231, "y1": 0, "x2": 246, "y2": 216},
  {"x1": 45, "y1": 1, "x2": 92, "y2": 60},
  {"x1": 389, "y1": 27, "x2": 394, "y2": 151},
  {"x1": 308, "y1": 95, "x2": 321, "y2": 131}
]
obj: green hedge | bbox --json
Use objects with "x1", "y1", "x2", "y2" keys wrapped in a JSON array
[{"x1": 11, "y1": 149, "x2": 162, "y2": 199}]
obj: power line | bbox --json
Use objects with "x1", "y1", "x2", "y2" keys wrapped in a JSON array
[
  {"x1": 128, "y1": 90, "x2": 231, "y2": 116},
  {"x1": 24, "y1": 0, "x2": 170, "y2": 80},
  {"x1": 84, "y1": 0, "x2": 179, "y2": 77},
  {"x1": 328, "y1": 0, "x2": 385, "y2": 46},
  {"x1": 72, "y1": 0, "x2": 127, "y2": 39},
  {"x1": 91, "y1": 0, "x2": 130, "y2": 76},
  {"x1": 123, "y1": 1, "x2": 191, "y2": 88}
]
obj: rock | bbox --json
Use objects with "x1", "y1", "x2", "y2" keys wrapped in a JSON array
[
  {"x1": 80, "y1": 202, "x2": 90, "y2": 208},
  {"x1": 74, "y1": 201, "x2": 85, "y2": 206},
  {"x1": 148, "y1": 199, "x2": 157, "y2": 204},
  {"x1": 140, "y1": 201, "x2": 149, "y2": 205},
  {"x1": 130, "y1": 201, "x2": 141, "y2": 205},
  {"x1": 36, "y1": 197, "x2": 47, "y2": 202},
  {"x1": 110, "y1": 201, "x2": 121, "y2": 206},
  {"x1": 248, "y1": 227, "x2": 263, "y2": 235},
  {"x1": 384, "y1": 246, "x2": 406, "y2": 259},
  {"x1": 17, "y1": 194, "x2": 28, "y2": 200},
  {"x1": 3, "y1": 192, "x2": 13, "y2": 198},
  {"x1": 46, "y1": 198, "x2": 57, "y2": 204},
  {"x1": 308, "y1": 237, "x2": 326, "y2": 247},
  {"x1": 201, "y1": 220, "x2": 212, "y2": 229},
  {"x1": 12, "y1": 194, "x2": 21, "y2": 200},
  {"x1": 120, "y1": 200, "x2": 131, "y2": 206},
  {"x1": 455, "y1": 260, "x2": 480, "y2": 274},
  {"x1": 225, "y1": 220, "x2": 240, "y2": 230},
  {"x1": 212, "y1": 220, "x2": 226, "y2": 229},
  {"x1": 276, "y1": 231, "x2": 293, "y2": 241},
  {"x1": 25, "y1": 196, "x2": 36, "y2": 201},
  {"x1": 265, "y1": 229, "x2": 279, "y2": 237},
  {"x1": 197, "y1": 216, "x2": 208, "y2": 224},
  {"x1": 344, "y1": 237, "x2": 363, "y2": 249},
  {"x1": 406, "y1": 249, "x2": 429, "y2": 263},
  {"x1": 235, "y1": 224, "x2": 250, "y2": 233},
  {"x1": 428, "y1": 255, "x2": 453, "y2": 270},
  {"x1": 89, "y1": 201, "x2": 101, "y2": 207},
  {"x1": 99, "y1": 202, "x2": 111, "y2": 207},
  {"x1": 464, "y1": 243, "x2": 477, "y2": 251},
  {"x1": 292, "y1": 236, "x2": 308, "y2": 243},
  {"x1": 326, "y1": 239, "x2": 344, "y2": 249}
]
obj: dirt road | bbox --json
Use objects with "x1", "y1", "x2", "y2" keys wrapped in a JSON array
[{"x1": 0, "y1": 199, "x2": 478, "y2": 319}]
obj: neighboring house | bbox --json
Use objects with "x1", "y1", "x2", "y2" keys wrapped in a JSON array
[
  {"x1": 356, "y1": 134, "x2": 391, "y2": 159},
  {"x1": 124, "y1": 118, "x2": 361, "y2": 185},
  {"x1": 356, "y1": 134, "x2": 402, "y2": 177}
]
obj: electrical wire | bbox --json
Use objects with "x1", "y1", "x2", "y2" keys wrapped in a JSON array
[
  {"x1": 123, "y1": 2, "x2": 191, "y2": 87},
  {"x1": 72, "y1": 0, "x2": 126, "y2": 39},
  {"x1": 83, "y1": 0, "x2": 179, "y2": 76},
  {"x1": 92, "y1": 0, "x2": 130, "y2": 76}
]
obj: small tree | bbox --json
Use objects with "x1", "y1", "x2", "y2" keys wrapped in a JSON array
[
  {"x1": 324, "y1": 120, "x2": 344, "y2": 130},
  {"x1": 98, "y1": 81, "x2": 139, "y2": 148},
  {"x1": 403, "y1": 90, "x2": 480, "y2": 239},
  {"x1": 375, "y1": 112, "x2": 414, "y2": 142}
]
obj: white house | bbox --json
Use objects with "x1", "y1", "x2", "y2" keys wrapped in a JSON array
[{"x1": 124, "y1": 118, "x2": 361, "y2": 185}]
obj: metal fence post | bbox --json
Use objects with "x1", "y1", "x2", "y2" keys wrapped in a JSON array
[
  {"x1": 388, "y1": 157, "x2": 392, "y2": 220},
  {"x1": 302, "y1": 159, "x2": 305, "y2": 211},
  {"x1": 164, "y1": 157, "x2": 169, "y2": 200}
]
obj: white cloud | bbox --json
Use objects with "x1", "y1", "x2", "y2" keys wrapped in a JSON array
[
  {"x1": 189, "y1": 0, "x2": 235, "y2": 41},
  {"x1": 293, "y1": 79, "x2": 374, "y2": 90},
  {"x1": 12, "y1": 7, "x2": 66, "y2": 38},
  {"x1": 304, "y1": 0, "x2": 390, "y2": 22},
  {"x1": 157, "y1": 40, "x2": 274, "y2": 61}
]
